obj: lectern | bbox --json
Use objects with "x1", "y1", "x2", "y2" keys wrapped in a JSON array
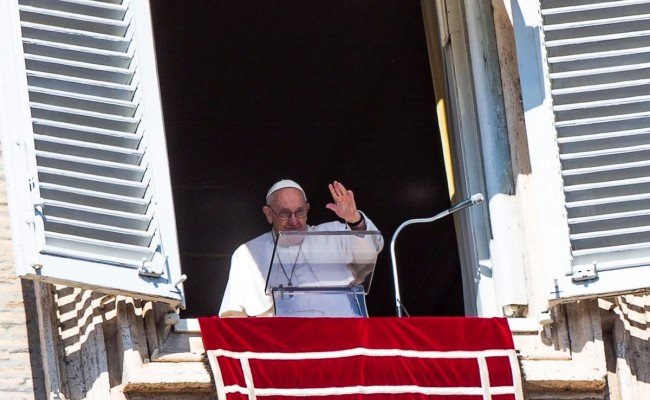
[{"x1": 265, "y1": 230, "x2": 382, "y2": 317}]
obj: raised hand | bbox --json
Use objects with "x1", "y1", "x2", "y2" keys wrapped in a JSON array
[{"x1": 325, "y1": 181, "x2": 362, "y2": 224}]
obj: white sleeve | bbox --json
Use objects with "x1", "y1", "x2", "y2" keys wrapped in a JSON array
[
  {"x1": 360, "y1": 213, "x2": 385, "y2": 253},
  {"x1": 218, "y1": 244, "x2": 274, "y2": 317}
]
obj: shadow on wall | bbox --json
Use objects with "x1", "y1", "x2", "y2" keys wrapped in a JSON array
[{"x1": 602, "y1": 294, "x2": 650, "y2": 390}]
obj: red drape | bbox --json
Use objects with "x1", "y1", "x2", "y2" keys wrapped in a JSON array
[{"x1": 198, "y1": 317, "x2": 522, "y2": 400}]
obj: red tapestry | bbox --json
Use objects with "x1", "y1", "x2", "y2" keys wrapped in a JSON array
[{"x1": 198, "y1": 317, "x2": 522, "y2": 400}]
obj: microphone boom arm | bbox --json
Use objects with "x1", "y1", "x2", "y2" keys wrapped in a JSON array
[{"x1": 390, "y1": 193, "x2": 484, "y2": 317}]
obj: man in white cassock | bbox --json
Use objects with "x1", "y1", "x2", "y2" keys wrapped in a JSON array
[{"x1": 219, "y1": 179, "x2": 384, "y2": 317}]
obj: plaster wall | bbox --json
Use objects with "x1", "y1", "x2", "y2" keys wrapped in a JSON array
[{"x1": 0, "y1": 141, "x2": 46, "y2": 399}]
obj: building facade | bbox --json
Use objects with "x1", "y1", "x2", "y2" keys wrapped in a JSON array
[{"x1": 1, "y1": 0, "x2": 650, "y2": 398}]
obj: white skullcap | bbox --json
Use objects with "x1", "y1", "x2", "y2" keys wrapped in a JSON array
[{"x1": 266, "y1": 179, "x2": 306, "y2": 202}]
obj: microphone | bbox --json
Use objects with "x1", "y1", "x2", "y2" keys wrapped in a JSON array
[
  {"x1": 390, "y1": 193, "x2": 484, "y2": 317},
  {"x1": 447, "y1": 193, "x2": 484, "y2": 214}
]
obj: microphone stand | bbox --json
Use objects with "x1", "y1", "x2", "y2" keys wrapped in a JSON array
[{"x1": 390, "y1": 193, "x2": 484, "y2": 317}]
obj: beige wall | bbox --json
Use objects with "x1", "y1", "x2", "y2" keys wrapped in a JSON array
[
  {"x1": 0, "y1": 143, "x2": 45, "y2": 399},
  {"x1": 2, "y1": 2, "x2": 650, "y2": 399}
]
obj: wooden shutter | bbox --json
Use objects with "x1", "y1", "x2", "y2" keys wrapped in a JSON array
[
  {"x1": 0, "y1": 0, "x2": 184, "y2": 306},
  {"x1": 541, "y1": 0, "x2": 650, "y2": 300}
]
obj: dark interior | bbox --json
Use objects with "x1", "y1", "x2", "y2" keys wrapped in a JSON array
[{"x1": 150, "y1": 0, "x2": 464, "y2": 317}]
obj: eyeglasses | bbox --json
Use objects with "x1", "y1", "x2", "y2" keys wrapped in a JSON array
[{"x1": 268, "y1": 207, "x2": 308, "y2": 221}]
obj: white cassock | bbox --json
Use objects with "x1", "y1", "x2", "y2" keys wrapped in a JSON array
[{"x1": 219, "y1": 218, "x2": 384, "y2": 317}]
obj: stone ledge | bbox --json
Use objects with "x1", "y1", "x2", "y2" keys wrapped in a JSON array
[
  {"x1": 152, "y1": 329, "x2": 205, "y2": 362},
  {"x1": 521, "y1": 359, "x2": 607, "y2": 393},
  {"x1": 123, "y1": 360, "x2": 213, "y2": 393}
]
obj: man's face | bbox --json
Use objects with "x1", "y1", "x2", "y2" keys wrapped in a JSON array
[{"x1": 263, "y1": 188, "x2": 309, "y2": 233}]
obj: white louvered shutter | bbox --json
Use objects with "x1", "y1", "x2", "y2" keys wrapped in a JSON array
[
  {"x1": 0, "y1": 0, "x2": 184, "y2": 306},
  {"x1": 541, "y1": 0, "x2": 650, "y2": 301}
]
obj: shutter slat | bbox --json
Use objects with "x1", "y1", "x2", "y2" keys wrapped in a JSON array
[
  {"x1": 558, "y1": 128, "x2": 650, "y2": 144},
  {"x1": 23, "y1": 38, "x2": 132, "y2": 68},
  {"x1": 27, "y1": 71, "x2": 136, "y2": 100},
  {"x1": 562, "y1": 139, "x2": 650, "y2": 154},
  {"x1": 556, "y1": 119, "x2": 649, "y2": 140},
  {"x1": 94, "y1": 0, "x2": 123, "y2": 5},
  {"x1": 552, "y1": 68, "x2": 650, "y2": 91},
  {"x1": 566, "y1": 193, "x2": 650, "y2": 221},
  {"x1": 25, "y1": 54, "x2": 134, "y2": 84},
  {"x1": 44, "y1": 216, "x2": 153, "y2": 247},
  {"x1": 36, "y1": 150, "x2": 146, "y2": 181},
  {"x1": 564, "y1": 167, "x2": 650, "y2": 188},
  {"x1": 561, "y1": 143, "x2": 650, "y2": 159},
  {"x1": 572, "y1": 242, "x2": 650, "y2": 257},
  {"x1": 554, "y1": 95, "x2": 650, "y2": 111},
  {"x1": 562, "y1": 159, "x2": 650, "y2": 176},
  {"x1": 560, "y1": 145, "x2": 650, "y2": 174},
  {"x1": 565, "y1": 175, "x2": 650, "y2": 193},
  {"x1": 44, "y1": 233, "x2": 156, "y2": 264},
  {"x1": 554, "y1": 102, "x2": 650, "y2": 125},
  {"x1": 555, "y1": 110, "x2": 650, "y2": 128},
  {"x1": 552, "y1": 78, "x2": 650, "y2": 96},
  {"x1": 32, "y1": 119, "x2": 142, "y2": 149},
  {"x1": 565, "y1": 182, "x2": 650, "y2": 203},
  {"x1": 38, "y1": 167, "x2": 148, "y2": 198},
  {"x1": 40, "y1": 183, "x2": 150, "y2": 214},
  {"x1": 547, "y1": 33, "x2": 650, "y2": 51},
  {"x1": 569, "y1": 214, "x2": 650, "y2": 238},
  {"x1": 571, "y1": 228, "x2": 650, "y2": 254},
  {"x1": 44, "y1": 200, "x2": 151, "y2": 230},
  {"x1": 19, "y1": 5, "x2": 130, "y2": 36},
  {"x1": 21, "y1": 21, "x2": 131, "y2": 52},
  {"x1": 572, "y1": 225, "x2": 650, "y2": 240},
  {"x1": 30, "y1": 103, "x2": 139, "y2": 132},
  {"x1": 545, "y1": 15, "x2": 650, "y2": 34},
  {"x1": 34, "y1": 134, "x2": 144, "y2": 165},
  {"x1": 29, "y1": 87, "x2": 137, "y2": 117},
  {"x1": 569, "y1": 209, "x2": 650, "y2": 225},
  {"x1": 550, "y1": 62, "x2": 650, "y2": 79},
  {"x1": 19, "y1": 0, "x2": 128, "y2": 21},
  {"x1": 566, "y1": 192, "x2": 650, "y2": 207},
  {"x1": 548, "y1": 47, "x2": 650, "y2": 65},
  {"x1": 542, "y1": 1, "x2": 650, "y2": 16}
]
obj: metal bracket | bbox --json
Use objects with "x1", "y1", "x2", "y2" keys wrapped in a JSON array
[
  {"x1": 550, "y1": 278, "x2": 562, "y2": 299},
  {"x1": 571, "y1": 262, "x2": 598, "y2": 282},
  {"x1": 138, "y1": 252, "x2": 167, "y2": 277},
  {"x1": 163, "y1": 311, "x2": 180, "y2": 340},
  {"x1": 26, "y1": 197, "x2": 44, "y2": 225},
  {"x1": 173, "y1": 274, "x2": 187, "y2": 311}
]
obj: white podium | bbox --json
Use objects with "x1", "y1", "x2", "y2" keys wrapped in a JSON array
[{"x1": 265, "y1": 230, "x2": 382, "y2": 317}]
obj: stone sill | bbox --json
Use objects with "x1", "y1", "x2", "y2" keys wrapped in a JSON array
[
  {"x1": 123, "y1": 359, "x2": 213, "y2": 392},
  {"x1": 123, "y1": 320, "x2": 213, "y2": 392}
]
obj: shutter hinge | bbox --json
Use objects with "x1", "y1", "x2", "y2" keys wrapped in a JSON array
[
  {"x1": 26, "y1": 198, "x2": 44, "y2": 225},
  {"x1": 139, "y1": 252, "x2": 167, "y2": 277},
  {"x1": 571, "y1": 262, "x2": 598, "y2": 282}
]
